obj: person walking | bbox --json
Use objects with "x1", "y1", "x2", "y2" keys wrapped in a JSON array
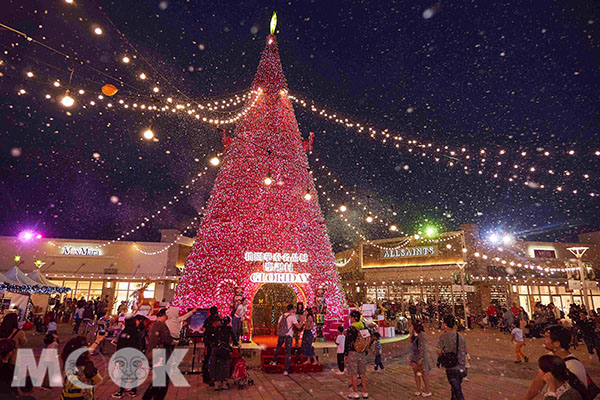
[
  {"x1": 335, "y1": 326, "x2": 345, "y2": 374},
  {"x1": 373, "y1": 332, "x2": 384, "y2": 371},
  {"x1": 270, "y1": 304, "x2": 302, "y2": 376},
  {"x1": 410, "y1": 320, "x2": 432, "y2": 397},
  {"x1": 437, "y1": 315, "x2": 467, "y2": 400},
  {"x1": 344, "y1": 310, "x2": 369, "y2": 399},
  {"x1": 142, "y1": 308, "x2": 177, "y2": 400},
  {"x1": 0, "y1": 313, "x2": 27, "y2": 364},
  {"x1": 112, "y1": 317, "x2": 146, "y2": 398},
  {"x1": 60, "y1": 334, "x2": 105, "y2": 400},
  {"x1": 301, "y1": 308, "x2": 317, "y2": 364},
  {"x1": 511, "y1": 321, "x2": 528, "y2": 364},
  {"x1": 578, "y1": 310, "x2": 600, "y2": 363}
]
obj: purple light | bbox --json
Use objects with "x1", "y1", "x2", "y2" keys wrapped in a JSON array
[{"x1": 18, "y1": 230, "x2": 41, "y2": 242}]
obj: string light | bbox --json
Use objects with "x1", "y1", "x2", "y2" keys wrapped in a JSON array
[
  {"x1": 122, "y1": 56, "x2": 130, "y2": 63},
  {"x1": 209, "y1": 156, "x2": 220, "y2": 166},
  {"x1": 142, "y1": 128, "x2": 154, "y2": 140},
  {"x1": 132, "y1": 214, "x2": 202, "y2": 255},
  {"x1": 60, "y1": 91, "x2": 75, "y2": 107}
]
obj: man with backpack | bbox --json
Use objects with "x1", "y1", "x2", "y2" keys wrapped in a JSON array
[
  {"x1": 270, "y1": 304, "x2": 303, "y2": 376},
  {"x1": 437, "y1": 315, "x2": 467, "y2": 400},
  {"x1": 344, "y1": 310, "x2": 369, "y2": 399}
]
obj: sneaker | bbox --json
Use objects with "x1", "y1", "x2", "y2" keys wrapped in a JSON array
[
  {"x1": 112, "y1": 392, "x2": 124, "y2": 398},
  {"x1": 362, "y1": 393, "x2": 369, "y2": 398},
  {"x1": 127, "y1": 390, "x2": 138, "y2": 397},
  {"x1": 347, "y1": 393, "x2": 360, "y2": 399},
  {"x1": 415, "y1": 392, "x2": 422, "y2": 396},
  {"x1": 421, "y1": 393, "x2": 432, "y2": 397},
  {"x1": 524, "y1": 356, "x2": 529, "y2": 363},
  {"x1": 283, "y1": 371, "x2": 289, "y2": 376}
]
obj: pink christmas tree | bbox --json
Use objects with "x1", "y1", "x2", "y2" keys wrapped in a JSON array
[{"x1": 173, "y1": 32, "x2": 345, "y2": 320}]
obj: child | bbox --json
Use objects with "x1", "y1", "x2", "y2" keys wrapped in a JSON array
[
  {"x1": 335, "y1": 326, "x2": 345, "y2": 374},
  {"x1": 373, "y1": 332, "x2": 384, "y2": 370},
  {"x1": 47, "y1": 318, "x2": 57, "y2": 334},
  {"x1": 511, "y1": 321, "x2": 528, "y2": 363},
  {"x1": 41, "y1": 333, "x2": 59, "y2": 390}
]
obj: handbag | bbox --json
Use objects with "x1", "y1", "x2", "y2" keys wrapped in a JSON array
[{"x1": 437, "y1": 333, "x2": 459, "y2": 369}]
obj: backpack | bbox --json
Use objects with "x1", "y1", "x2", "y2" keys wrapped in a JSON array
[
  {"x1": 276, "y1": 314, "x2": 290, "y2": 337},
  {"x1": 564, "y1": 356, "x2": 600, "y2": 400},
  {"x1": 352, "y1": 326, "x2": 371, "y2": 353}
]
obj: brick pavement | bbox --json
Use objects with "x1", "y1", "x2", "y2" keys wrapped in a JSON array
[{"x1": 21, "y1": 326, "x2": 600, "y2": 399}]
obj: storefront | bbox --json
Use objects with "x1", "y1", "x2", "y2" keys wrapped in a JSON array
[
  {"x1": 336, "y1": 224, "x2": 600, "y2": 315},
  {"x1": 0, "y1": 229, "x2": 192, "y2": 313}
]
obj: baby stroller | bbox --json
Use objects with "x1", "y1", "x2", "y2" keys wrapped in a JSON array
[{"x1": 230, "y1": 349, "x2": 253, "y2": 389}]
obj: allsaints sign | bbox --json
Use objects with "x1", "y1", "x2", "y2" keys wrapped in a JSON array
[
  {"x1": 381, "y1": 246, "x2": 436, "y2": 259},
  {"x1": 245, "y1": 251, "x2": 311, "y2": 284}
]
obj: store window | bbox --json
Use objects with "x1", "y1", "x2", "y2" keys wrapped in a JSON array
[
  {"x1": 49, "y1": 280, "x2": 103, "y2": 302},
  {"x1": 113, "y1": 281, "x2": 155, "y2": 313},
  {"x1": 533, "y1": 249, "x2": 556, "y2": 258}
]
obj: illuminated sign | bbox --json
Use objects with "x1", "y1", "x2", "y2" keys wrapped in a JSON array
[
  {"x1": 245, "y1": 251, "x2": 310, "y2": 284},
  {"x1": 381, "y1": 246, "x2": 436, "y2": 259},
  {"x1": 61, "y1": 246, "x2": 102, "y2": 257}
]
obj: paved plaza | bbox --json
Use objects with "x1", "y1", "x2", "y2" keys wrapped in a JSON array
[{"x1": 24, "y1": 325, "x2": 600, "y2": 399}]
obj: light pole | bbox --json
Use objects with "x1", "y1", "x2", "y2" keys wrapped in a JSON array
[
  {"x1": 456, "y1": 261, "x2": 469, "y2": 330},
  {"x1": 567, "y1": 247, "x2": 590, "y2": 310}
]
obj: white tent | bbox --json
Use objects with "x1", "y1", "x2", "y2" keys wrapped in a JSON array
[
  {"x1": 4, "y1": 266, "x2": 39, "y2": 286},
  {"x1": 27, "y1": 270, "x2": 59, "y2": 288}
]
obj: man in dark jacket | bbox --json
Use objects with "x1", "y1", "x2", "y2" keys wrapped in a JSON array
[
  {"x1": 142, "y1": 308, "x2": 177, "y2": 400},
  {"x1": 578, "y1": 311, "x2": 600, "y2": 362}
]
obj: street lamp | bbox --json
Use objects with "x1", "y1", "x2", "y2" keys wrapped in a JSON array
[
  {"x1": 456, "y1": 261, "x2": 469, "y2": 330},
  {"x1": 567, "y1": 247, "x2": 590, "y2": 310}
]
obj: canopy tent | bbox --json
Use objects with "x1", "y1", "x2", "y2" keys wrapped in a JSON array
[
  {"x1": 26, "y1": 270, "x2": 60, "y2": 288},
  {"x1": 0, "y1": 272, "x2": 23, "y2": 287},
  {"x1": 4, "y1": 266, "x2": 39, "y2": 286}
]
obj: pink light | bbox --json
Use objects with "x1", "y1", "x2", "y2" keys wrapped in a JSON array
[{"x1": 18, "y1": 230, "x2": 41, "y2": 242}]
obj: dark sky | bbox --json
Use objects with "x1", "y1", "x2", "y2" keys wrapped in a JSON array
[{"x1": 1, "y1": 0, "x2": 599, "y2": 251}]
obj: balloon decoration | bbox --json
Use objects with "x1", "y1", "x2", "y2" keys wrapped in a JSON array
[{"x1": 101, "y1": 83, "x2": 119, "y2": 96}]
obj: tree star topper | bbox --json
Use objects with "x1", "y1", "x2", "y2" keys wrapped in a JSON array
[{"x1": 270, "y1": 12, "x2": 277, "y2": 35}]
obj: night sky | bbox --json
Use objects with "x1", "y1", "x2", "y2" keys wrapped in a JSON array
[{"x1": 1, "y1": 0, "x2": 599, "y2": 251}]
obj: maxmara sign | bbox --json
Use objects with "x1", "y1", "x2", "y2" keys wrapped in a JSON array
[
  {"x1": 60, "y1": 245, "x2": 103, "y2": 257},
  {"x1": 245, "y1": 251, "x2": 311, "y2": 284},
  {"x1": 381, "y1": 246, "x2": 436, "y2": 259}
]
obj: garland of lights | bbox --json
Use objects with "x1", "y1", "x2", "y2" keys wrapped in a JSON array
[
  {"x1": 335, "y1": 250, "x2": 356, "y2": 267},
  {"x1": 290, "y1": 94, "x2": 598, "y2": 195},
  {"x1": 0, "y1": 282, "x2": 70, "y2": 295},
  {"x1": 132, "y1": 212, "x2": 204, "y2": 255}
]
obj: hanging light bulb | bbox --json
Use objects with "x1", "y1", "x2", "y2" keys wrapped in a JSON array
[
  {"x1": 339, "y1": 205, "x2": 347, "y2": 212},
  {"x1": 139, "y1": 73, "x2": 147, "y2": 80},
  {"x1": 304, "y1": 190, "x2": 312, "y2": 201},
  {"x1": 93, "y1": 27, "x2": 103, "y2": 35},
  {"x1": 142, "y1": 128, "x2": 155, "y2": 140},
  {"x1": 209, "y1": 156, "x2": 220, "y2": 166},
  {"x1": 390, "y1": 225, "x2": 398, "y2": 231},
  {"x1": 366, "y1": 216, "x2": 373, "y2": 223},
  {"x1": 122, "y1": 56, "x2": 130, "y2": 63},
  {"x1": 60, "y1": 90, "x2": 75, "y2": 107}
]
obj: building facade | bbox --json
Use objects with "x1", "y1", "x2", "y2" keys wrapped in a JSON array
[
  {"x1": 0, "y1": 229, "x2": 192, "y2": 312},
  {"x1": 335, "y1": 224, "x2": 600, "y2": 316}
]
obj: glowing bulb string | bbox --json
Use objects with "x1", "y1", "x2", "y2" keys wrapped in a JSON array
[
  {"x1": 0, "y1": 21, "x2": 147, "y2": 95},
  {"x1": 48, "y1": 160, "x2": 217, "y2": 249},
  {"x1": 311, "y1": 157, "x2": 401, "y2": 225},
  {"x1": 290, "y1": 95, "x2": 598, "y2": 190},
  {"x1": 132, "y1": 212, "x2": 204, "y2": 255},
  {"x1": 335, "y1": 250, "x2": 356, "y2": 266}
]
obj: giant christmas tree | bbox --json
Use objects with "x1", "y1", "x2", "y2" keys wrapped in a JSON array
[{"x1": 173, "y1": 26, "x2": 345, "y2": 320}]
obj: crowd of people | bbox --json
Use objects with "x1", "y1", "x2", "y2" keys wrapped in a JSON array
[{"x1": 0, "y1": 294, "x2": 596, "y2": 399}]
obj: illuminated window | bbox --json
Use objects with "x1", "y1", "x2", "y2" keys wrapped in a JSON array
[{"x1": 533, "y1": 249, "x2": 556, "y2": 258}]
